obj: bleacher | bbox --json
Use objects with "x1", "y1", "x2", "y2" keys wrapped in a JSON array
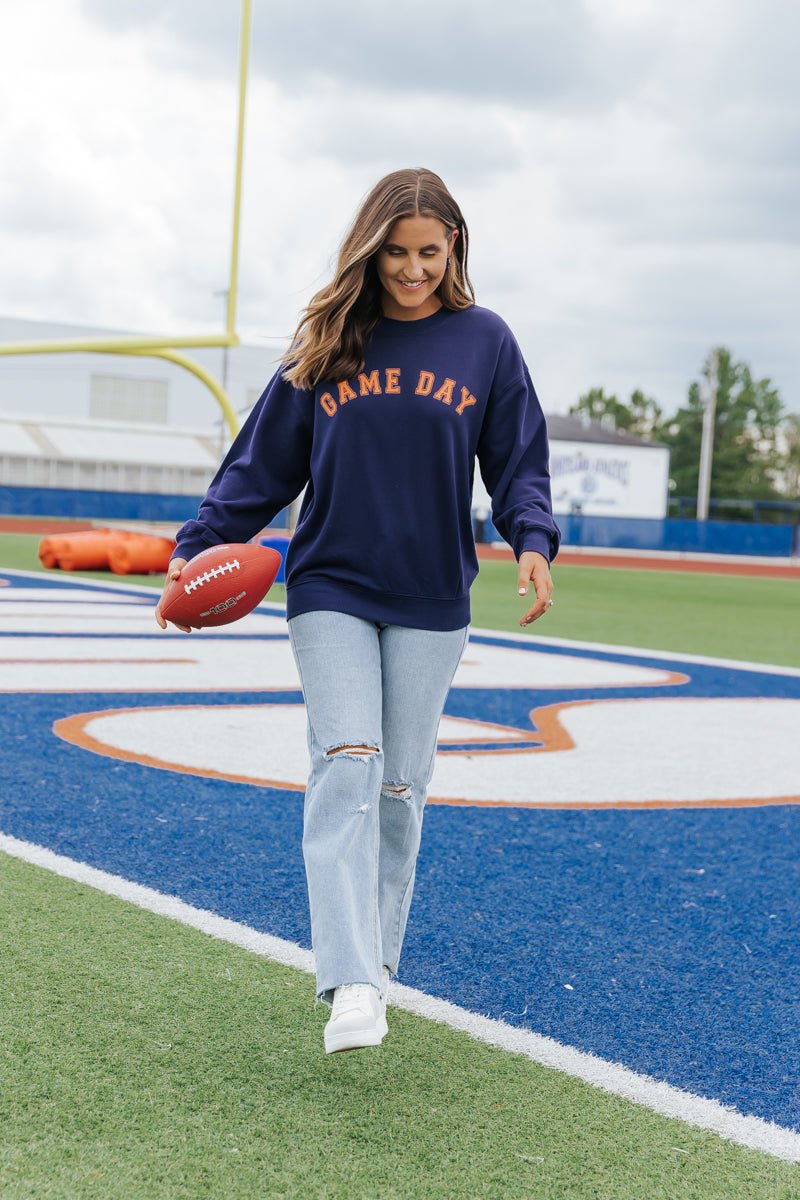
[{"x1": 0, "y1": 412, "x2": 221, "y2": 498}]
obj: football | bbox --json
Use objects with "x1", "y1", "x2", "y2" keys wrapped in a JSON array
[{"x1": 160, "y1": 543, "x2": 283, "y2": 629}]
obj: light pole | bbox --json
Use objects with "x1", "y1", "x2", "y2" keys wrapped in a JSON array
[{"x1": 697, "y1": 348, "x2": 719, "y2": 521}]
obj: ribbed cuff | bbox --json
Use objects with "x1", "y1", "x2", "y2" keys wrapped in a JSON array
[{"x1": 514, "y1": 528, "x2": 553, "y2": 563}]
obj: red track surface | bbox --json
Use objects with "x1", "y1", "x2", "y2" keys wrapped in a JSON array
[
  {"x1": 477, "y1": 543, "x2": 800, "y2": 579},
  {"x1": 0, "y1": 517, "x2": 96, "y2": 534},
  {"x1": 1, "y1": 517, "x2": 797, "y2": 579}
]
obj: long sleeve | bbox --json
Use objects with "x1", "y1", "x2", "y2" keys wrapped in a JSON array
[
  {"x1": 476, "y1": 335, "x2": 560, "y2": 563},
  {"x1": 174, "y1": 368, "x2": 313, "y2": 562}
]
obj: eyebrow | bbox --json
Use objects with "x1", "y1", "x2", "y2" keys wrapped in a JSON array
[{"x1": 383, "y1": 242, "x2": 441, "y2": 252}]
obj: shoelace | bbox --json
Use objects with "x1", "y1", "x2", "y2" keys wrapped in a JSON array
[{"x1": 331, "y1": 985, "x2": 378, "y2": 1017}]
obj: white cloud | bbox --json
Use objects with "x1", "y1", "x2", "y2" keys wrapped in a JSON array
[{"x1": 0, "y1": 0, "x2": 797, "y2": 424}]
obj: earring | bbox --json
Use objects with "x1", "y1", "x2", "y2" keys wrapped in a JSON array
[{"x1": 447, "y1": 256, "x2": 451, "y2": 268}]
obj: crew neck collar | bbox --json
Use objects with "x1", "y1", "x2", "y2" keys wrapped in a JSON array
[{"x1": 377, "y1": 307, "x2": 454, "y2": 332}]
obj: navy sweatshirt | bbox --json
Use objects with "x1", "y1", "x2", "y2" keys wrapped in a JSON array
[{"x1": 175, "y1": 304, "x2": 560, "y2": 631}]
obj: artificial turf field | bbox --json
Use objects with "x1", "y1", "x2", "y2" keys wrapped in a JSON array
[{"x1": 1, "y1": 530, "x2": 799, "y2": 1198}]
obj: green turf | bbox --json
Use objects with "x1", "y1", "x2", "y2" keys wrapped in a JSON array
[
  {"x1": 1, "y1": 854, "x2": 796, "y2": 1200},
  {"x1": 2, "y1": 529, "x2": 799, "y2": 1194},
  {"x1": 471, "y1": 559, "x2": 800, "y2": 667},
  {"x1": 1, "y1": 530, "x2": 797, "y2": 666}
]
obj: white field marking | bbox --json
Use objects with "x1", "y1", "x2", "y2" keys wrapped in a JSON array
[
  {"x1": 0, "y1": 634, "x2": 675, "y2": 694},
  {"x1": 470, "y1": 626, "x2": 800, "y2": 680},
  {"x1": 0, "y1": 568, "x2": 166, "y2": 595},
  {"x1": 0, "y1": 567, "x2": 285, "y2": 604},
  {"x1": 2, "y1": 570, "x2": 797, "y2": 677},
  {"x1": 63, "y1": 700, "x2": 800, "y2": 806},
  {"x1": 452, "y1": 644, "x2": 677, "y2": 689},
  {"x1": 555, "y1": 544, "x2": 800, "y2": 567},
  {"x1": 0, "y1": 607, "x2": 285, "y2": 638},
  {"x1": 0, "y1": 602, "x2": 165, "y2": 621},
  {"x1": 0, "y1": 634, "x2": 290, "y2": 691},
  {"x1": 0, "y1": 589, "x2": 151, "y2": 605},
  {"x1": 2, "y1": 830, "x2": 799, "y2": 1163}
]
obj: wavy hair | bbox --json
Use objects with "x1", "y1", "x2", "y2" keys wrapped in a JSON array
[{"x1": 281, "y1": 168, "x2": 475, "y2": 389}]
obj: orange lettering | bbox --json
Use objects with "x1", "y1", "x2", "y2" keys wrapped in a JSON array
[
  {"x1": 320, "y1": 392, "x2": 337, "y2": 417},
  {"x1": 456, "y1": 387, "x2": 477, "y2": 416},
  {"x1": 415, "y1": 370, "x2": 435, "y2": 396},
  {"x1": 433, "y1": 378, "x2": 455, "y2": 406},
  {"x1": 385, "y1": 368, "x2": 401, "y2": 394},
  {"x1": 358, "y1": 370, "x2": 382, "y2": 396},
  {"x1": 338, "y1": 380, "x2": 357, "y2": 405}
]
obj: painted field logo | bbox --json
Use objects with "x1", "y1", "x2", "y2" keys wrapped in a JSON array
[
  {"x1": 2, "y1": 572, "x2": 799, "y2": 813},
  {"x1": 200, "y1": 590, "x2": 246, "y2": 618}
]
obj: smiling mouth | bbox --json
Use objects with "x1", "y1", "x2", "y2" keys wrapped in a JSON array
[{"x1": 398, "y1": 280, "x2": 426, "y2": 290}]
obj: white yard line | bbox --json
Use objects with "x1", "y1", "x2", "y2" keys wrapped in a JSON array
[
  {"x1": 3, "y1": 570, "x2": 797, "y2": 676},
  {"x1": 469, "y1": 626, "x2": 800, "y2": 678},
  {"x1": 2, "y1": 831, "x2": 799, "y2": 1164}
]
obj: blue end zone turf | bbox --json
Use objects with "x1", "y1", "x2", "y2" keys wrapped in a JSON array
[{"x1": 1, "y1": 571, "x2": 798, "y2": 1132}]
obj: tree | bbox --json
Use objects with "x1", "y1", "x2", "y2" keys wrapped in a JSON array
[
  {"x1": 661, "y1": 348, "x2": 785, "y2": 504},
  {"x1": 569, "y1": 387, "x2": 663, "y2": 439},
  {"x1": 570, "y1": 351, "x2": 795, "y2": 515}
]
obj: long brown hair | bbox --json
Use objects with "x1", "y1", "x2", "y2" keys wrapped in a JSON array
[{"x1": 281, "y1": 168, "x2": 475, "y2": 389}]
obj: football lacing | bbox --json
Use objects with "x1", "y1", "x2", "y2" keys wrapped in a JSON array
[{"x1": 183, "y1": 558, "x2": 240, "y2": 594}]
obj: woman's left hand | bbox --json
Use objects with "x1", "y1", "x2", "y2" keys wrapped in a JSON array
[{"x1": 517, "y1": 551, "x2": 553, "y2": 627}]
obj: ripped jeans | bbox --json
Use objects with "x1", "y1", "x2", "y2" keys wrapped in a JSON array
[{"x1": 287, "y1": 610, "x2": 468, "y2": 1001}]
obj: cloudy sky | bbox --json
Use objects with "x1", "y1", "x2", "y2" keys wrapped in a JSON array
[{"x1": 1, "y1": 0, "x2": 798, "y2": 424}]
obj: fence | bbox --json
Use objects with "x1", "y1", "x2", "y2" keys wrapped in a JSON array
[
  {"x1": 476, "y1": 513, "x2": 799, "y2": 558},
  {"x1": 0, "y1": 484, "x2": 290, "y2": 532}
]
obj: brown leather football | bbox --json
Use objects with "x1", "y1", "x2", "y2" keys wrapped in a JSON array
[{"x1": 161, "y1": 543, "x2": 282, "y2": 628}]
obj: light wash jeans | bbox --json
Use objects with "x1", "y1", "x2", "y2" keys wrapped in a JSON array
[{"x1": 287, "y1": 610, "x2": 468, "y2": 1001}]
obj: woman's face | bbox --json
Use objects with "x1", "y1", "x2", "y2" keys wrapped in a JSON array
[{"x1": 376, "y1": 215, "x2": 457, "y2": 320}]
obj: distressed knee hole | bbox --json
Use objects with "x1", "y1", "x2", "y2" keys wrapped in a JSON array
[
  {"x1": 382, "y1": 781, "x2": 413, "y2": 803},
  {"x1": 324, "y1": 742, "x2": 380, "y2": 763}
]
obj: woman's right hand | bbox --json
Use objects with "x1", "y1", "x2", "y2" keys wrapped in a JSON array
[{"x1": 155, "y1": 557, "x2": 191, "y2": 632}]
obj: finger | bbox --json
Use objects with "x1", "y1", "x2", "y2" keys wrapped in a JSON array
[
  {"x1": 519, "y1": 596, "x2": 549, "y2": 626},
  {"x1": 519, "y1": 574, "x2": 553, "y2": 626},
  {"x1": 155, "y1": 612, "x2": 192, "y2": 634},
  {"x1": 531, "y1": 565, "x2": 553, "y2": 605}
]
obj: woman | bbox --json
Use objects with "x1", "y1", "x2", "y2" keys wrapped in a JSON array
[{"x1": 156, "y1": 168, "x2": 559, "y2": 1054}]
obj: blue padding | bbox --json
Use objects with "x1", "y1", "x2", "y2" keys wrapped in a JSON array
[
  {"x1": 557, "y1": 514, "x2": 794, "y2": 556},
  {"x1": 0, "y1": 485, "x2": 290, "y2": 530},
  {"x1": 474, "y1": 513, "x2": 796, "y2": 557},
  {"x1": 259, "y1": 535, "x2": 290, "y2": 583}
]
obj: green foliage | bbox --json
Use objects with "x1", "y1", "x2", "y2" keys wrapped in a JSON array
[
  {"x1": 572, "y1": 349, "x2": 795, "y2": 511},
  {"x1": 662, "y1": 348, "x2": 785, "y2": 503},
  {"x1": 569, "y1": 386, "x2": 663, "y2": 439}
]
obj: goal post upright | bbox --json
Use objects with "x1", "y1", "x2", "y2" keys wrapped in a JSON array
[{"x1": 227, "y1": 0, "x2": 252, "y2": 342}]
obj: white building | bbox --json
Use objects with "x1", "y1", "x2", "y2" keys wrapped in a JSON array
[
  {"x1": 473, "y1": 414, "x2": 670, "y2": 521},
  {"x1": 0, "y1": 314, "x2": 281, "y2": 435},
  {"x1": 545, "y1": 414, "x2": 670, "y2": 519},
  {"x1": 1, "y1": 317, "x2": 670, "y2": 522}
]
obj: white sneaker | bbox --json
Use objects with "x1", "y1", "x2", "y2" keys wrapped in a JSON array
[{"x1": 324, "y1": 984, "x2": 388, "y2": 1054}]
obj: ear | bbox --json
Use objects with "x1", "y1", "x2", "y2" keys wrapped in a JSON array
[{"x1": 449, "y1": 228, "x2": 459, "y2": 251}]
